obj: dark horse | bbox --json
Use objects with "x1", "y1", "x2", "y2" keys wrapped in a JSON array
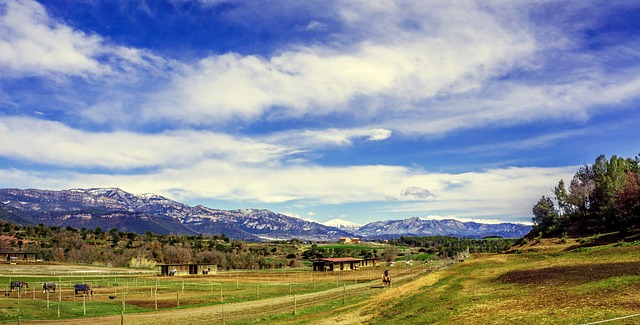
[
  {"x1": 10, "y1": 281, "x2": 28, "y2": 292},
  {"x1": 43, "y1": 282, "x2": 56, "y2": 293},
  {"x1": 74, "y1": 284, "x2": 93, "y2": 296}
]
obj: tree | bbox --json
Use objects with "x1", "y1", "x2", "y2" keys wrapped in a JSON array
[
  {"x1": 614, "y1": 171, "x2": 640, "y2": 231},
  {"x1": 381, "y1": 245, "x2": 399, "y2": 263},
  {"x1": 532, "y1": 196, "x2": 559, "y2": 235},
  {"x1": 554, "y1": 180, "x2": 573, "y2": 216},
  {"x1": 534, "y1": 152, "x2": 640, "y2": 236}
]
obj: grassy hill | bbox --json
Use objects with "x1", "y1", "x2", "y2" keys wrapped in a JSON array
[{"x1": 287, "y1": 233, "x2": 640, "y2": 324}]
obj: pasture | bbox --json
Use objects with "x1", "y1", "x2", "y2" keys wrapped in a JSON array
[
  {"x1": 356, "y1": 236, "x2": 640, "y2": 325},
  {"x1": 0, "y1": 259, "x2": 442, "y2": 323}
]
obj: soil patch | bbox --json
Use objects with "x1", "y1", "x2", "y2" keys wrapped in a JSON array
[{"x1": 498, "y1": 261, "x2": 640, "y2": 286}]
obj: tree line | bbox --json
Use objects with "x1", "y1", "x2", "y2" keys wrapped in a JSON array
[
  {"x1": 0, "y1": 222, "x2": 302, "y2": 269},
  {"x1": 532, "y1": 153, "x2": 640, "y2": 237},
  {"x1": 390, "y1": 235, "x2": 518, "y2": 256}
]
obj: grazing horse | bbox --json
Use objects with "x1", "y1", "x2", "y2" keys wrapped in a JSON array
[
  {"x1": 9, "y1": 281, "x2": 28, "y2": 292},
  {"x1": 43, "y1": 282, "x2": 56, "y2": 293},
  {"x1": 74, "y1": 284, "x2": 93, "y2": 296}
]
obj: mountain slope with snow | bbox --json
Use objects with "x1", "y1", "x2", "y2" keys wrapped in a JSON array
[
  {"x1": 322, "y1": 218, "x2": 362, "y2": 233},
  {"x1": 0, "y1": 188, "x2": 530, "y2": 240}
]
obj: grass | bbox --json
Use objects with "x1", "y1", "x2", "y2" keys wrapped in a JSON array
[
  {"x1": 3, "y1": 235, "x2": 639, "y2": 324},
  {"x1": 356, "y1": 237, "x2": 640, "y2": 324},
  {"x1": 0, "y1": 261, "x2": 427, "y2": 323}
]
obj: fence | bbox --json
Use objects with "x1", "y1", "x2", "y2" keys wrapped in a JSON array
[{"x1": 0, "y1": 259, "x2": 455, "y2": 323}]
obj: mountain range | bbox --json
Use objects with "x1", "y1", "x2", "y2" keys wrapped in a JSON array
[{"x1": 0, "y1": 188, "x2": 531, "y2": 241}]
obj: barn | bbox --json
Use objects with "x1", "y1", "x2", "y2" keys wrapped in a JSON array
[
  {"x1": 158, "y1": 263, "x2": 217, "y2": 276},
  {"x1": 313, "y1": 257, "x2": 363, "y2": 271}
]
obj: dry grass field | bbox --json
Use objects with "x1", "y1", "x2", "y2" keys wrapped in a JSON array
[{"x1": 2, "y1": 234, "x2": 639, "y2": 324}]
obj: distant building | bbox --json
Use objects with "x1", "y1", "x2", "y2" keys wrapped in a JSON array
[
  {"x1": 158, "y1": 263, "x2": 217, "y2": 276},
  {"x1": 351, "y1": 238, "x2": 361, "y2": 243},
  {"x1": 313, "y1": 257, "x2": 381, "y2": 271},
  {"x1": 338, "y1": 237, "x2": 352, "y2": 243},
  {"x1": 0, "y1": 251, "x2": 36, "y2": 263}
]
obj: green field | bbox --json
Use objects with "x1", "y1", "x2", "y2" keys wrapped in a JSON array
[{"x1": 0, "y1": 260, "x2": 432, "y2": 324}]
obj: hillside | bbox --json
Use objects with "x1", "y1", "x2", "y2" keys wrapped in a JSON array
[{"x1": 309, "y1": 233, "x2": 640, "y2": 324}]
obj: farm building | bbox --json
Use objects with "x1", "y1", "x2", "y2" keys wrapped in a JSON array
[
  {"x1": 313, "y1": 258, "x2": 362, "y2": 271},
  {"x1": 361, "y1": 257, "x2": 380, "y2": 267},
  {"x1": 158, "y1": 263, "x2": 217, "y2": 276},
  {"x1": 0, "y1": 251, "x2": 36, "y2": 262}
]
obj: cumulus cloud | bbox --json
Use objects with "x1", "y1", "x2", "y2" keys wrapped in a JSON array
[
  {"x1": 400, "y1": 186, "x2": 434, "y2": 200},
  {"x1": 0, "y1": 0, "x2": 104, "y2": 76},
  {"x1": 0, "y1": 0, "x2": 169, "y2": 83},
  {"x1": 0, "y1": 117, "x2": 391, "y2": 170},
  {"x1": 0, "y1": 116, "x2": 291, "y2": 169},
  {"x1": 140, "y1": 1, "x2": 536, "y2": 126}
]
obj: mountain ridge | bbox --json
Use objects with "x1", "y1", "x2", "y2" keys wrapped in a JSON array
[{"x1": 0, "y1": 188, "x2": 531, "y2": 240}]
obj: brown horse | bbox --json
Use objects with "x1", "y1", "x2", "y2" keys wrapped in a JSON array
[
  {"x1": 382, "y1": 274, "x2": 391, "y2": 287},
  {"x1": 10, "y1": 281, "x2": 28, "y2": 292}
]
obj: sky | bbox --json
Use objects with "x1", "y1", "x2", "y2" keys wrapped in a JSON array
[{"x1": 1, "y1": 0, "x2": 639, "y2": 226}]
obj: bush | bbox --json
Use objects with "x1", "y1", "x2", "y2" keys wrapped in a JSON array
[
  {"x1": 558, "y1": 232, "x2": 568, "y2": 244},
  {"x1": 128, "y1": 257, "x2": 157, "y2": 269}
]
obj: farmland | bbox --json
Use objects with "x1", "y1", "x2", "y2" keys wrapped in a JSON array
[
  {"x1": 2, "y1": 233, "x2": 639, "y2": 324},
  {"x1": 0, "y1": 258, "x2": 445, "y2": 324}
]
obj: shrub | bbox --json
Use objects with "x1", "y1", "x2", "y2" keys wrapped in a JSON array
[{"x1": 129, "y1": 257, "x2": 157, "y2": 269}]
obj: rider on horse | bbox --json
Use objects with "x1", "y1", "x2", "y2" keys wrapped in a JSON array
[{"x1": 382, "y1": 267, "x2": 391, "y2": 287}]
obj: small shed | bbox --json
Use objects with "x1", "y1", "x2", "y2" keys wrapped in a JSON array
[
  {"x1": 0, "y1": 251, "x2": 36, "y2": 263},
  {"x1": 313, "y1": 257, "x2": 363, "y2": 271},
  {"x1": 158, "y1": 263, "x2": 217, "y2": 276}
]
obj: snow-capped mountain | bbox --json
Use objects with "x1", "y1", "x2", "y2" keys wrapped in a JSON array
[
  {"x1": 0, "y1": 188, "x2": 350, "y2": 241},
  {"x1": 0, "y1": 188, "x2": 530, "y2": 240},
  {"x1": 322, "y1": 218, "x2": 361, "y2": 233},
  {"x1": 356, "y1": 217, "x2": 530, "y2": 239}
]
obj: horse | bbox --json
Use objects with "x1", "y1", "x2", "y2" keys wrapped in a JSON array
[
  {"x1": 382, "y1": 268, "x2": 391, "y2": 287},
  {"x1": 74, "y1": 284, "x2": 93, "y2": 296},
  {"x1": 9, "y1": 281, "x2": 28, "y2": 292},
  {"x1": 382, "y1": 274, "x2": 391, "y2": 287},
  {"x1": 43, "y1": 282, "x2": 56, "y2": 293}
]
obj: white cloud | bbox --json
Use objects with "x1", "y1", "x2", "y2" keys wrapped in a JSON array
[
  {"x1": 0, "y1": 0, "x2": 169, "y2": 84},
  {"x1": 141, "y1": 1, "x2": 536, "y2": 126},
  {"x1": 400, "y1": 186, "x2": 434, "y2": 200},
  {"x1": 0, "y1": 157, "x2": 576, "y2": 224},
  {"x1": 0, "y1": 0, "x2": 104, "y2": 76},
  {"x1": 0, "y1": 116, "x2": 291, "y2": 169},
  {"x1": 380, "y1": 166, "x2": 576, "y2": 222},
  {"x1": 0, "y1": 117, "x2": 395, "y2": 170}
]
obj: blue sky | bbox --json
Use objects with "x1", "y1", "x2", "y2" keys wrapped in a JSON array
[{"x1": 1, "y1": 0, "x2": 639, "y2": 226}]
